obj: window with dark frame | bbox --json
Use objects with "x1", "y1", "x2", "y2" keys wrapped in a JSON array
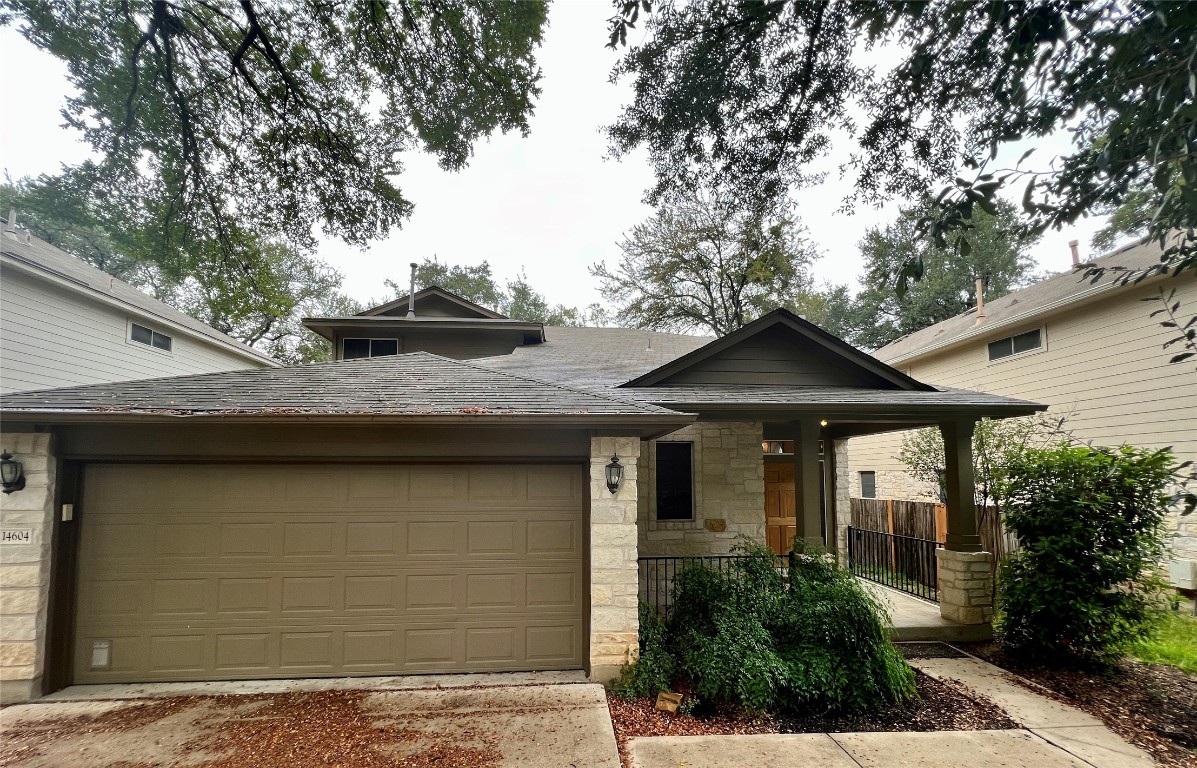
[
  {"x1": 859, "y1": 471, "x2": 877, "y2": 499},
  {"x1": 655, "y1": 441, "x2": 694, "y2": 521},
  {"x1": 130, "y1": 322, "x2": 171, "y2": 352},
  {"x1": 987, "y1": 328, "x2": 1042, "y2": 361},
  {"x1": 343, "y1": 338, "x2": 399, "y2": 360}
]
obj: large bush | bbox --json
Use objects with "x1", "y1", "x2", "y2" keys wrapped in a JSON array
[
  {"x1": 997, "y1": 445, "x2": 1176, "y2": 665},
  {"x1": 618, "y1": 542, "x2": 915, "y2": 714}
]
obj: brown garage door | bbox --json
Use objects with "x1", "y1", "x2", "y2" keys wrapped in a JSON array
[{"x1": 73, "y1": 463, "x2": 585, "y2": 684}]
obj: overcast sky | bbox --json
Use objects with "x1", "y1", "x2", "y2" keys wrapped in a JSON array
[{"x1": 0, "y1": 2, "x2": 1111, "y2": 312}]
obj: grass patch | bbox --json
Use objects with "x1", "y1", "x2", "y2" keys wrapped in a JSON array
[{"x1": 1129, "y1": 611, "x2": 1197, "y2": 675}]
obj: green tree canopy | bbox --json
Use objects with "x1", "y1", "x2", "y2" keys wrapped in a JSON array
[
  {"x1": 386, "y1": 257, "x2": 607, "y2": 327},
  {"x1": 829, "y1": 200, "x2": 1040, "y2": 349},
  {"x1": 1, "y1": 0, "x2": 548, "y2": 261},
  {"x1": 605, "y1": 1, "x2": 1196, "y2": 289},
  {"x1": 591, "y1": 189, "x2": 819, "y2": 335}
]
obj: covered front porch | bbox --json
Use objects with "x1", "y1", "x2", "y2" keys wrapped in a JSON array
[{"x1": 635, "y1": 407, "x2": 1038, "y2": 632}]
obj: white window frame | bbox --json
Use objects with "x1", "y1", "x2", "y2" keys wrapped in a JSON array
[{"x1": 126, "y1": 319, "x2": 173, "y2": 355}]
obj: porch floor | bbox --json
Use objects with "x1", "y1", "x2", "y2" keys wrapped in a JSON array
[{"x1": 860, "y1": 581, "x2": 994, "y2": 643}]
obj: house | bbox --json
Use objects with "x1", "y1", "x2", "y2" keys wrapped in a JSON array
[
  {"x1": 846, "y1": 236, "x2": 1197, "y2": 587},
  {"x1": 0, "y1": 218, "x2": 278, "y2": 394},
  {"x1": 0, "y1": 287, "x2": 1042, "y2": 703}
]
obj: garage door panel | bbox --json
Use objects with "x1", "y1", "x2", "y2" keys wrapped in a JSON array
[{"x1": 74, "y1": 463, "x2": 585, "y2": 683}]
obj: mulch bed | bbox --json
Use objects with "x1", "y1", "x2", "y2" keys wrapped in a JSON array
[
  {"x1": 607, "y1": 669, "x2": 1018, "y2": 768},
  {"x1": 959, "y1": 640, "x2": 1197, "y2": 768}
]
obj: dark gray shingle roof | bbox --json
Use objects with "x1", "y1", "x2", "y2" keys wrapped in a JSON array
[
  {"x1": 474, "y1": 326, "x2": 713, "y2": 388},
  {"x1": 0, "y1": 352, "x2": 682, "y2": 418}
]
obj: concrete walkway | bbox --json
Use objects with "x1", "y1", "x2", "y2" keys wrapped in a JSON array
[
  {"x1": 910, "y1": 655, "x2": 1154, "y2": 768},
  {"x1": 2, "y1": 677, "x2": 619, "y2": 768},
  {"x1": 630, "y1": 653, "x2": 1154, "y2": 768},
  {"x1": 862, "y1": 581, "x2": 992, "y2": 642}
]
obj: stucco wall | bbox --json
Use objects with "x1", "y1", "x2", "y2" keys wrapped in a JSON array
[
  {"x1": 0, "y1": 432, "x2": 56, "y2": 704},
  {"x1": 637, "y1": 421, "x2": 765, "y2": 557}
]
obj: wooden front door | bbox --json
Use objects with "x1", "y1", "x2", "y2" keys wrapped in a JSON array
[{"x1": 764, "y1": 463, "x2": 796, "y2": 555}]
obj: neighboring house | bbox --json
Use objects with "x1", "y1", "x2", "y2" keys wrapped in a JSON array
[
  {"x1": 0, "y1": 286, "x2": 1041, "y2": 703},
  {"x1": 846, "y1": 236, "x2": 1197, "y2": 586},
  {"x1": 0, "y1": 219, "x2": 278, "y2": 393}
]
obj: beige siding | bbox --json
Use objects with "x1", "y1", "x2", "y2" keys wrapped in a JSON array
[
  {"x1": 1, "y1": 268, "x2": 267, "y2": 393},
  {"x1": 847, "y1": 276, "x2": 1197, "y2": 559}
]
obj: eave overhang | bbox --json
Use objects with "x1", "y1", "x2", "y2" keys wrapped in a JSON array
[{"x1": 301, "y1": 316, "x2": 547, "y2": 344}]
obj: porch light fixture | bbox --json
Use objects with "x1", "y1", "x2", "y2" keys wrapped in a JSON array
[
  {"x1": 0, "y1": 450, "x2": 25, "y2": 494},
  {"x1": 605, "y1": 455, "x2": 624, "y2": 494}
]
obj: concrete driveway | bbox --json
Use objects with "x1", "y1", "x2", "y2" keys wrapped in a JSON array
[{"x1": 0, "y1": 675, "x2": 619, "y2": 768}]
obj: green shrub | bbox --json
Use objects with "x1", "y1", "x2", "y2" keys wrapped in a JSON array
[
  {"x1": 997, "y1": 445, "x2": 1176, "y2": 666},
  {"x1": 666, "y1": 541, "x2": 914, "y2": 714},
  {"x1": 611, "y1": 601, "x2": 674, "y2": 698}
]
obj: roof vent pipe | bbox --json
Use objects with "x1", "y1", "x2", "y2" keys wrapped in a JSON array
[
  {"x1": 974, "y1": 277, "x2": 986, "y2": 325},
  {"x1": 1069, "y1": 239, "x2": 1080, "y2": 267},
  {"x1": 406, "y1": 262, "x2": 417, "y2": 318}
]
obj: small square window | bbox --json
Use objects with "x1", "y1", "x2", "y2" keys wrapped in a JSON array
[
  {"x1": 859, "y1": 471, "x2": 877, "y2": 499},
  {"x1": 656, "y1": 442, "x2": 694, "y2": 521},
  {"x1": 130, "y1": 322, "x2": 171, "y2": 352},
  {"x1": 343, "y1": 338, "x2": 371, "y2": 360},
  {"x1": 370, "y1": 339, "x2": 398, "y2": 357},
  {"x1": 130, "y1": 323, "x2": 153, "y2": 345}
]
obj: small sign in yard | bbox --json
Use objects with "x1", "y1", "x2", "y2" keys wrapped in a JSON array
[
  {"x1": 1, "y1": 529, "x2": 32, "y2": 544},
  {"x1": 655, "y1": 691, "x2": 684, "y2": 714}
]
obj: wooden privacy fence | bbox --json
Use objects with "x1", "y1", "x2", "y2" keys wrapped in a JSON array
[{"x1": 849, "y1": 498, "x2": 1019, "y2": 562}]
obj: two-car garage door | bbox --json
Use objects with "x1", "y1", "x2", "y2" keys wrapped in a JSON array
[{"x1": 72, "y1": 463, "x2": 586, "y2": 684}]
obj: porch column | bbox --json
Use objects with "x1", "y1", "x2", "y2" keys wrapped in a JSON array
[
  {"x1": 792, "y1": 416, "x2": 823, "y2": 548},
  {"x1": 940, "y1": 417, "x2": 981, "y2": 552},
  {"x1": 0, "y1": 432, "x2": 57, "y2": 705},
  {"x1": 588, "y1": 435, "x2": 641, "y2": 684},
  {"x1": 936, "y1": 417, "x2": 994, "y2": 625}
]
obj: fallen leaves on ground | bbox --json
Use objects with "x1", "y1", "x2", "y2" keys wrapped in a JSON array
[{"x1": 606, "y1": 669, "x2": 1018, "y2": 768}]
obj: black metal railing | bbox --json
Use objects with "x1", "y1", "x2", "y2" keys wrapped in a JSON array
[
  {"x1": 638, "y1": 554, "x2": 790, "y2": 618},
  {"x1": 847, "y1": 526, "x2": 941, "y2": 602}
]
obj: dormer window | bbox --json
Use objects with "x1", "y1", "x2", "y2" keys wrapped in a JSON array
[{"x1": 343, "y1": 338, "x2": 399, "y2": 359}]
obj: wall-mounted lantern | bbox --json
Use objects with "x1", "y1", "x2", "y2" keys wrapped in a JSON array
[
  {"x1": 605, "y1": 455, "x2": 624, "y2": 494},
  {"x1": 0, "y1": 450, "x2": 25, "y2": 494}
]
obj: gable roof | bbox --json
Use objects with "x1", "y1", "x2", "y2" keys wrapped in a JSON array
[
  {"x1": 359, "y1": 286, "x2": 507, "y2": 319},
  {"x1": 0, "y1": 225, "x2": 278, "y2": 367},
  {"x1": 620, "y1": 309, "x2": 933, "y2": 390},
  {"x1": 878, "y1": 237, "x2": 1179, "y2": 364},
  {"x1": 472, "y1": 326, "x2": 713, "y2": 389},
  {"x1": 0, "y1": 351, "x2": 688, "y2": 425}
]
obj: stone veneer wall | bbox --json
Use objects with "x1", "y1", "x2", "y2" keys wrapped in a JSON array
[
  {"x1": 637, "y1": 421, "x2": 765, "y2": 557},
  {"x1": 833, "y1": 438, "x2": 852, "y2": 566},
  {"x1": 846, "y1": 468, "x2": 937, "y2": 503},
  {"x1": 0, "y1": 432, "x2": 56, "y2": 704},
  {"x1": 589, "y1": 435, "x2": 641, "y2": 684}
]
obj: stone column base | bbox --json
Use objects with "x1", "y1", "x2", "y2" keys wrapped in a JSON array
[{"x1": 937, "y1": 549, "x2": 994, "y2": 625}]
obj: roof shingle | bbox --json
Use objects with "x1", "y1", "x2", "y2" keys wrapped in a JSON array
[{"x1": 0, "y1": 352, "x2": 682, "y2": 418}]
